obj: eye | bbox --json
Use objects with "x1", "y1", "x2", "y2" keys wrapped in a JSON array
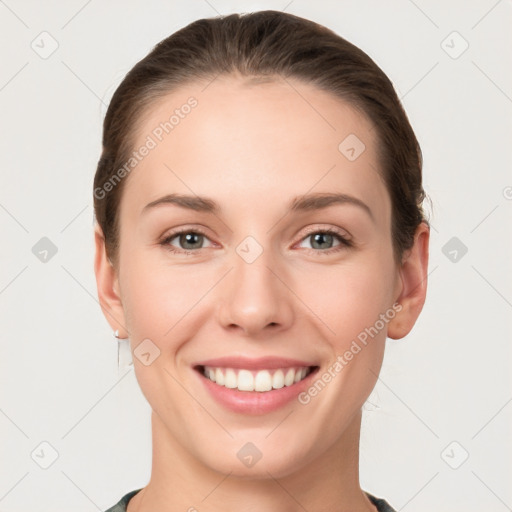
[
  {"x1": 159, "y1": 228, "x2": 214, "y2": 254},
  {"x1": 296, "y1": 227, "x2": 353, "y2": 254},
  {"x1": 159, "y1": 226, "x2": 353, "y2": 256}
]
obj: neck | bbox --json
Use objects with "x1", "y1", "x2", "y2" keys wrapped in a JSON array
[{"x1": 128, "y1": 409, "x2": 377, "y2": 512}]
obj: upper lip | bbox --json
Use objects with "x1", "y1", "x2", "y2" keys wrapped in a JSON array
[{"x1": 193, "y1": 356, "x2": 318, "y2": 371}]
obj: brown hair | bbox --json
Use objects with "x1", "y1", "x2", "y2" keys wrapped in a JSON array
[{"x1": 93, "y1": 10, "x2": 429, "y2": 268}]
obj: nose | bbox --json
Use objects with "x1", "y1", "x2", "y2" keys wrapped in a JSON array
[{"x1": 216, "y1": 244, "x2": 295, "y2": 338}]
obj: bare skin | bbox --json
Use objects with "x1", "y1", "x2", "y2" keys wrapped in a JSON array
[{"x1": 94, "y1": 74, "x2": 429, "y2": 512}]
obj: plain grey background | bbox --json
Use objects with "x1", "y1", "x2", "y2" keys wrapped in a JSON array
[{"x1": 1, "y1": 1, "x2": 511, "y2": 511}]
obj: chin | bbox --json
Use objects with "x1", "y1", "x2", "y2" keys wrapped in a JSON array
[{"x1": 194, "y1": 436, "x2": 315, "y2": 480}]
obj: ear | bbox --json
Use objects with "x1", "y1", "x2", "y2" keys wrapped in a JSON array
[
  {"x1": 93, "y1": 223, "x2": 129, "y2": 337},
  {"x1": 387, "y1": 222, "x2": 430, "y2": 340}
]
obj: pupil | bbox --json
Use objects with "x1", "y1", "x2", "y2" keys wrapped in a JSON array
[
  {"x1": 181, "y1": 232, "x2": 202, "y2": 249},
  {"x1": 312, "y1": 233, "x2": 332, "y2": 249}
]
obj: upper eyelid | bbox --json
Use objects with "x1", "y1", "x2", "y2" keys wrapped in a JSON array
[{"x1": 300, "y1": 224, "x2": 350, "y2": 238}]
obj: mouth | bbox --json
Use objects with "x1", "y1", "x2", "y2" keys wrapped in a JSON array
[
  {"x1": 192, "y1": 356, "x2": 320, "y2": 414},
  {"x1": 195, "y1": 364, "x2": 318, "y2": 393}
]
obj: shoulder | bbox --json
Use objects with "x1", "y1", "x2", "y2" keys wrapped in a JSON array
[
  {"x1": 104, "y1": 489, "x2": 394, "y2": 512},
  {"x1": 103, "y1": 489, "x2": 142, "y2": 512},
  {"x1": 364, "y1": 491, "x2": 398, "y2": 512}
]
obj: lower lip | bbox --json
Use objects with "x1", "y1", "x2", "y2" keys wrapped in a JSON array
[{"x1": 195, "y1": 367, "x2": 319, "y2": 415}]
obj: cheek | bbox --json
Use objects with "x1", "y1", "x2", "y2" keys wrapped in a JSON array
[
  {"x1": 299, "y1": 257, "x2": 395, "y2": 341},
  {"x1": 120, "y1": 254, "x2": 214, "y2": 346}
]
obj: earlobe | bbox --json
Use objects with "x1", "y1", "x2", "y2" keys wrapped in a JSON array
[
  {"x1": 93, "y1": 223, "x2": 129, "y2": 337},
  {"x1": 387, "y1": 222, "x2": 430, "y2": 340}
]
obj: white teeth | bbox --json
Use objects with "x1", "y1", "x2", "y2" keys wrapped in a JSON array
[
  {"x1": 224, "y1": 368, "x2": 237, "y2": 389},
  {"x1": 215, "y1": 367, "x2": 225, "y2": 385},
  {"x1": 237, "y1": 369, "x2": 254, "y2": 391},
  {"x1": 254, "y1": 370, "x2": 272, "y2": 392},
  {"x1": 272, "y1": 369, "x2": 285, "y2": 389},
  {"x1": 202, "y1": 366, "x2": 312, "y2": 392},
  {"x1": 284, "y1": 368, "x2": 295, "y2": 386}
]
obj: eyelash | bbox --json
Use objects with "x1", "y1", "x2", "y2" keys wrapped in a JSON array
[{"x1": 159, "y1": 226, "x2": 353, "y2": 256}]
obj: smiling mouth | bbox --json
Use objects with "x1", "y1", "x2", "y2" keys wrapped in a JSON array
[{"x1": 195, "y1": 365, "x2": 319, "y2": 393}]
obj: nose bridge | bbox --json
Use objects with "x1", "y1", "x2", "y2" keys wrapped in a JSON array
[{"x1": 217, "y1": 234, "x2": 293, "y2": 335}]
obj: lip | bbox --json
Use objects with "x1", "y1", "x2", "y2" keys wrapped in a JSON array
[
  {"x1": 193, "y1": 362, "x2": 319, "y2": 415},
  {"x1": 193, "y1": 356, "x2": 317, "y2": 371}
]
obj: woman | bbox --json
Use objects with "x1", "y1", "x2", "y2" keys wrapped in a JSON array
[{"x1": 94, "y1": 10, "x2": 429, "y2": 512}]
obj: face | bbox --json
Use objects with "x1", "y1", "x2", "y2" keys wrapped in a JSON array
[{"x1": 96, "y1": 75, "x2": 426, "y2": 478}]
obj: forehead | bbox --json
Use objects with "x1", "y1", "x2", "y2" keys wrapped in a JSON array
[{"x1": 121, "y1": 75, "x2": 389, "y2": 224}]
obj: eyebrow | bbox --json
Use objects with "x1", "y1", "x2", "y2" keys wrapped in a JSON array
[{"x1": 141, "y1": 192, "x2": 374, "y2": 221}]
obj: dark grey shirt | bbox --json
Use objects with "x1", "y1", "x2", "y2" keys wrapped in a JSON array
[{"x1": 104, "y1": 489, "x2": 397, "y2": 511}]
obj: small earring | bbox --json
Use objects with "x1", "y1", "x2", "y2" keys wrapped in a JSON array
[{"x1": 113, "y1": 329, "x2": 133, "y2": 370}]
